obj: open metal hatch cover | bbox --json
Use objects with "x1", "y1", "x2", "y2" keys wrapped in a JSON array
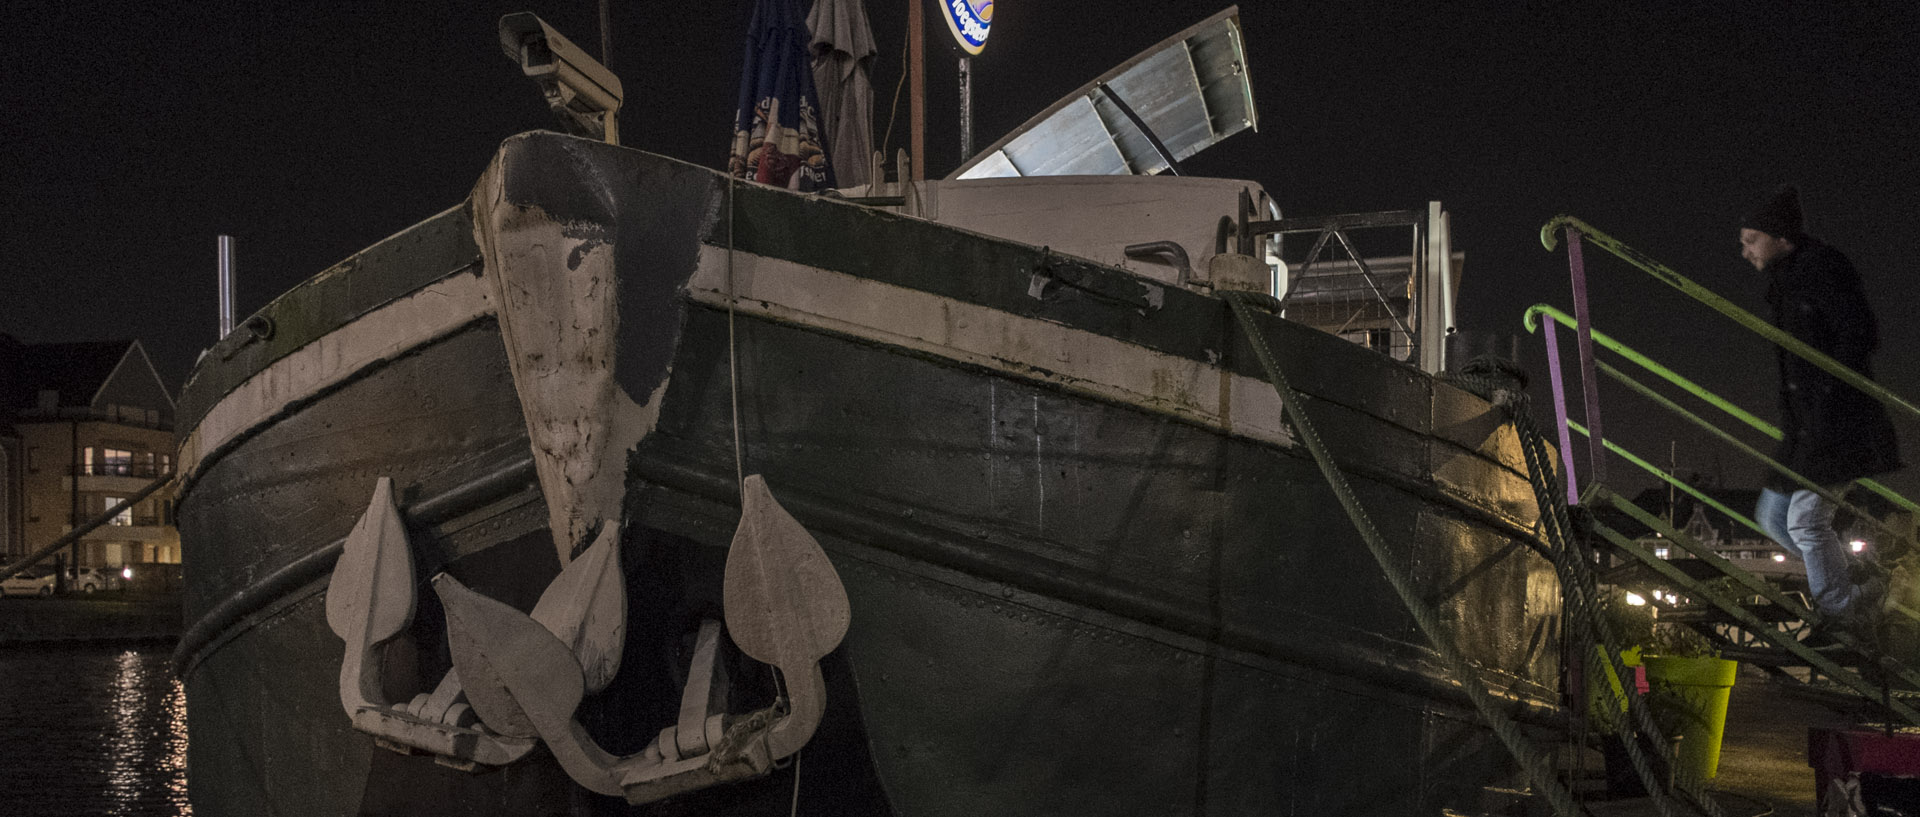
[{"x1": 948, "y1": 6, "x2": 1256, "y2": 180}]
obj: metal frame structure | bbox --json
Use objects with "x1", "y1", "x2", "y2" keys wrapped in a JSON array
[{"x1": 1241, "y1": 204, "x2": 1455, "y2": 373}]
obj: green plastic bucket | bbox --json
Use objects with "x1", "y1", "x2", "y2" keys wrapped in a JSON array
[{"x1": 1642, "y1": 656, "x2": 1739, "y2": 782}]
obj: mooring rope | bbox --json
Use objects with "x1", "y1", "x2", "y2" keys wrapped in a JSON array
[
  {"x1": 1450, "y1": 360, "x2": 1724, "y2": 817},
  {"x1": 1219, "y1": 291, "x2": 1584, "y2": 817},
  {"x1": 725, "y1": 177, "x2": 746, "y2": 489},
  {"x1": 1503, "y1": 368, "x2": 1730, "y2": 816}
]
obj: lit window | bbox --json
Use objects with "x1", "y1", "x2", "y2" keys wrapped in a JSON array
[
  {"x1": 86, "y1": 448, "x2": 135, "y2": 476},
  {"x1": 1625, "y1": 592, "x2": 1646, "y2": 606},
  {"x1": 1654, "y1": 547, "x2": 1670, "y2": 559},
  {"x1": 1850, "y1": 540, "x2": 1867, "y2": 553}
]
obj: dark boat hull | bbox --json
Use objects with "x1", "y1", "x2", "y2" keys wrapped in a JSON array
[{"x1": 175, "y1": 132, "x2": 1561, "y2": 815}]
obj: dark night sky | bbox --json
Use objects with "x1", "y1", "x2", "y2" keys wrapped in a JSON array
[{"x1": 4, "y1": 1, "x2": 1917, "y2": 498}]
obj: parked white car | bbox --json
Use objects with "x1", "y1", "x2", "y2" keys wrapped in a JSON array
[
  {"x1": 1, "y1": 569, "x2": 57, "y2": 597},
  {"x1": 65, "y1": 566, "x2": 116, "y2": 593}
]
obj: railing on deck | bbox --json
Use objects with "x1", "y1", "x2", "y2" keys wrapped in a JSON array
[{"x1": 1233, "y1": 197, "x2": 1457, "y2": 373}]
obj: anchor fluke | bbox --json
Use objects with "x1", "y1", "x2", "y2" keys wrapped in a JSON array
[
  {"x1": 435, "y1": 574, "x2": 625, "y2": 794},
  {"x1": 529, "y1": 524, "x2": 628, "y2": 694},
  {"x1": 722, "y1": 475, "x2": 851, "y2": 758},
  {"x1": 327, "y1": 477, "x2": 416, "y2": 711}
]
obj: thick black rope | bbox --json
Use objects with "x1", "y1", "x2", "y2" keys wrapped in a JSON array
[{"x1": 1452, "y1": 357, "x2": 1724, "y2": 817}]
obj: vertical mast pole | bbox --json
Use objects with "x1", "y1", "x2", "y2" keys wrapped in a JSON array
[
  {"x1": 909, "y1": 0, "x2": 926, "y2": 181},
  {"x1": 958, "y1": 55, "x2": 973, "y2": 161},
  {"x1": 598, "y1": 0, "x2": 612, "y2": 64},
  {"x1": 217, "y1": 235, "x2": 236, "y2": 339}
]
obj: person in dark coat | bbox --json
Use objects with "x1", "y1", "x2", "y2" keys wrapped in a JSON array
[{"x1": 1742, "y1": 186, "x2": 1901, "y2": 628}]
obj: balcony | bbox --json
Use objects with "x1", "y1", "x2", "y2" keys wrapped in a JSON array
[
  {"x1": 72, "y1": 463, "x2": 174, "y2": 479},
  {"x1": 71, "y1": 512, "x2": 173, "y2": 543},
  {"x1": 17, "y1": 405, "x2": 172, "y2": 431},
  {"x1": 70, "y1": 513, "x2": 166, "y2": 527}
]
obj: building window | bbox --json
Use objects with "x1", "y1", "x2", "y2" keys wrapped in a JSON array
[
  {"x1": 107, "y1": 496, "x2": 132, "y2": 526},
  {"x1": 83, "y1": 447, "x2": 136, "y2": 476},
  {"x1": 1654, "y1": 547, "x2": 1670, "y2": 559}
]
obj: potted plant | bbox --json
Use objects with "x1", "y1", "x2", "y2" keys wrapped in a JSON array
[{"x1": 1591, "y1": 588, "x2": 1737, "y2": 793}]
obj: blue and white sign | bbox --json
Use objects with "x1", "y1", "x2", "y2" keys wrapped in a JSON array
[{"x1": 940, "y1": 0, "x2": 993, "y2": 55}]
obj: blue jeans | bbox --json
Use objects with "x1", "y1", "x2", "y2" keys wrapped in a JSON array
[{"x1": 1755, "y1": 486, "x2": 1859, "y2": 618}]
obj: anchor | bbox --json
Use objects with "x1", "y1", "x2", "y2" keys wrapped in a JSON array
[
  {"x1": 434, "y1": 475, "x2": 850, "y2": 803},
  {"x1": 325, "y1": 477, "x2": 627, "y2": 769}
]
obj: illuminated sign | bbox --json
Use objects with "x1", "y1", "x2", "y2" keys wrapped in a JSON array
[{"x1": 940, "y1": 0, "x2": 993, "y2": 55}]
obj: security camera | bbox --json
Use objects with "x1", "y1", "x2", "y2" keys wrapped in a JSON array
[{"x1": 499, "y1": 12, "x2": 624, "y2": 145}]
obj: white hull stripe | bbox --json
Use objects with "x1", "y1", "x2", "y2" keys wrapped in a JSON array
[
  {"x1": 180, "y1": 249, "x2": 1293, "y2": 484},
  {"x1": 685, "y1": 246, "x2": 1293, "y2": 448},
  {"x1": 178, "y1": 273, "x2": 494, "y2": 480}
]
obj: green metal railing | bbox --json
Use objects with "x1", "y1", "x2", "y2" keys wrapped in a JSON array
[
  {"x1": 1526, "y1": 304, "x2": 1918, "y2": 518},
  {"x1": 1541, "y1": 215, "x2": 1920, "y2": 425}
]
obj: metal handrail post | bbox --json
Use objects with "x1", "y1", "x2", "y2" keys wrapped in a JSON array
[
  {"x1": 1559, "y1": 228, "x2": 1608, "y2": 487},
  {"x1": 1540, "y1": 320, "x2": 1582, "y2": 503}
]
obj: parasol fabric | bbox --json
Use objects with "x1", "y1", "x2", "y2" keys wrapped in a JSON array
[
  {"x1": 729, "y1": 0, "x2": 835, "y2": 191},
  {"x1": 807, "y1": 0, "x2": 876, "y2": 189}
]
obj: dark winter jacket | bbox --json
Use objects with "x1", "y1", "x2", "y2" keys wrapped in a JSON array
[{"x1": 1765, "y1": 238, "x2": 1901, "y2": 487}]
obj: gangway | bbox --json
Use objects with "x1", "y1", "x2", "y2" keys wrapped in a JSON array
[{"x1": 1528, "y1": 216, "x2": 1920, "y2": 729}]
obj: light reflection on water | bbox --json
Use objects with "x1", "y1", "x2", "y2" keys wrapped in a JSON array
[{"x1": 0, "y1": 643, "x2": 191, "y2": 816}]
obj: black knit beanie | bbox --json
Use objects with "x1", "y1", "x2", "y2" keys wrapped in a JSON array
[{"x1": 1742, "y1": 185, "x2": 1804, "y2": 241}]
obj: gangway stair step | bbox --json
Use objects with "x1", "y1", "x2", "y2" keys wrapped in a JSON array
[
  {"x1": 1589, "y1": 487, "x2": 1920, "y2": 725},
  {"x1": 1600, "y1": 556, "x2": 1723, "y2": 585},
  {"x1": 1717, "y1": 644, "x2": 1875, "y2": 670},
  {"x1": 1781, "y1": 682, "x2": 1920, "y2": 728},
  {"x1": 1662, "y1": 600, "x2": 1799, "y2": 625}
]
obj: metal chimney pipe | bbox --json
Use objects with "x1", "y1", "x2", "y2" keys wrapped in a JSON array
[{"x1": 217, "y1": 235, "x2": 235, "y2": 338}]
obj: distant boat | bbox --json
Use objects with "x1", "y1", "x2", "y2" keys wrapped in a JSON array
[{"x1": 171, "y1": 9, "x2": 1561, "y2": 815}]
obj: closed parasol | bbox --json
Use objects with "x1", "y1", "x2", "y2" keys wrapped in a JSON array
[
  {"x1": 729, "y1": 0, "x2": 835, "y2": 190},
  {"x1": 806, "y1": 0, "x2": 876, "y2": 188}
]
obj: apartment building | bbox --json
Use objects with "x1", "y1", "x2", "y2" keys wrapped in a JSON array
[{"x1": 0, "y1": 334, "x2": 179, "y2": 567}]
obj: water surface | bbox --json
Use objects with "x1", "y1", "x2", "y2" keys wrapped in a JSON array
[{"x1": 0, "y1": 643, "x2": 190, "y2": 816}]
